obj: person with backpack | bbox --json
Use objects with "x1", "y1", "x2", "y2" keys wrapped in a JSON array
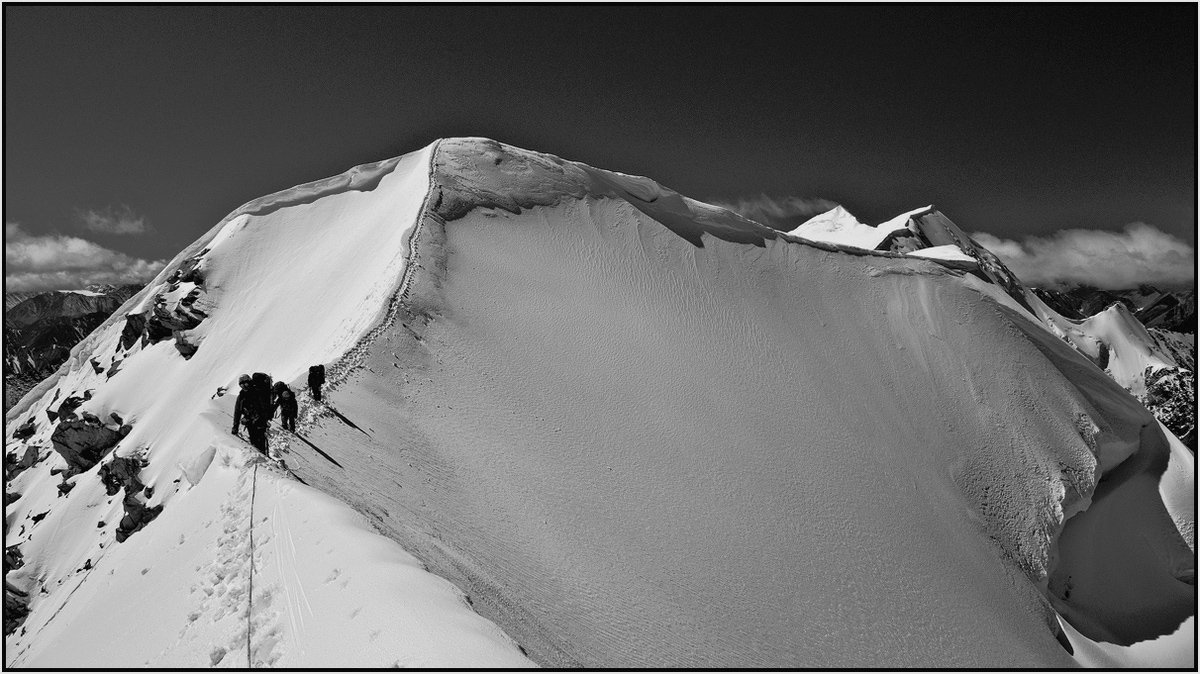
[
  {"x1": 308, "y1": 364, "x2": 326, "y2": 401},
  {"x1": 232, "y1": 372, "x2": 272, "y2": 455},
  {"x1": 272, "y1": 381, "x2": 299, "y2": 432}
]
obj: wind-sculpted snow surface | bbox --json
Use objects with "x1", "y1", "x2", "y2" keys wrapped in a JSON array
[
  {"x1": 4, "y1": 138, "x2": 1193, "y2": 668},
  {"x1": 279, "y1": 140, "x2": 1193, "y2": 667},
  {"x1": 432, "y1": 137, "x2": 781, "y2": 247}
]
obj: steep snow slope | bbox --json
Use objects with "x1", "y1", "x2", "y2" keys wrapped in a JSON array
[
  {"x1": 4, "y1": 138, "x2": 1193, "y2": 668},
  {"x1": 3, "y1": 142, "x2": 532, "y2": 667},
  {"x1": 271, "y1": 139, "x2": 1192, "y2": 667}
]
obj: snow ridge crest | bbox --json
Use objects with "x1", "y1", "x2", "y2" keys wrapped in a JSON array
[{"x1": 428, "y1": 137, "x2": 779, "y2": 248}]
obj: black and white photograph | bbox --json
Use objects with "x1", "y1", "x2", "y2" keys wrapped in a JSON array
[{"x1": 3, "y1": 4, "x2": 1195, "y2": 669}]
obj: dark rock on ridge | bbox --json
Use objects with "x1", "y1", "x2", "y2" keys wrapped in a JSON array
[{"x1": 49, "y1": 416, "x2": 128, "y2": 473}]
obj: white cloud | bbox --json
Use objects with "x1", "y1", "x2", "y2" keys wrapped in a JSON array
[
  {"x1": 709, "y1": 194, "x2": 840, "y2": 231},
  {"x1": 5, "y1": 222, "x2": 166, "y2": 292},
  {"x1": 75, "y1": 204, "x2": 150, "y2": 235},
  {"x1": 972, "y1": 223, "x2": 1195, "y2": 290}
]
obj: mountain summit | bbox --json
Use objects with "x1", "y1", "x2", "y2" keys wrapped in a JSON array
[{"x1": 4, "y1": 138, "x2": 1194, "y2": 668}]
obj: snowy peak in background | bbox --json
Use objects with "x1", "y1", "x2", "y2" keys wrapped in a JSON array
[
  {"x1": 5, "y1": 285, "x2": 142, "y2": 329},
  {"x1": 791, "y1": 203, "x2": 1196, "y2": 446},
  {"x1": 788, "y1": 203, "x2": 911, "y2": 250},
  {"x1": 3, "y1": 137, "x2": 1194, "y2": 668},
  {"x1": 790, "y1": 203, "x2": 1027, "y2": 298}
]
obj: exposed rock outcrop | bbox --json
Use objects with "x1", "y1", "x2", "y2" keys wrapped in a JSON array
[
  {"x1": 49, "y1": 415, "x2": 129, "y2": 473},
  {"x1": 175, "y1": 252, "x2": 208, "y2": 284},
  {"x1": 129, "y1": 251, "x2": 214, "y2": 358},
  {"x1": 12, "y1": 419, "x2": 36, "y2": 440},
  {"x1": 1142, "y1": 366, "x2": 1197, "y2": 448},
  {"x1": 146, "y1": 291, "x2": 208, "y2": 337},
  {"x1": 119, "y1": 312, "x2": 147, "y2": 351},
  {"x1": 4, "y1": 582, "x2": 29, "y2": 636},
  {"x1": 174, "y1": 333, "x2": 198, "y2": 360},
  {"x1": 116, "y1": 491, "x2": 162, "y2": 543},
  {"x1": 47, "y1": 393, "x2": 89, "y2": 423},
  {"x1": 5, "y1": 446, "x2": 41, "y2": 481},
  {"x1": 58, "y1": 395, "x2": 86, "y2": 418},
  {"x1": 3, "y1": 546, "x2": 29, "y2": 636},
  {"x1": 98, "y1": 455, "x2": 147, "y2": 496},
  {"x1": 56, "y1": 476, "x2": 76, "y2": 497},
  {"x1": 98, "y1": 454, "x2": 161, "y2": 543},
  {"x1": 4, "y1": 546, "x2": 24, "y2": 574}
]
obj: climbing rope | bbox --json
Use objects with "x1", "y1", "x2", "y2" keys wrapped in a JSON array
[{"x1": 247, "y1": 461, "x2": 259, "y2": 667}]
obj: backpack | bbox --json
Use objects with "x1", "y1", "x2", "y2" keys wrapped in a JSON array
[
  {"x1": 242, "y1": 372, "x2": 273, "y2": 427},
  {"x1": 308, "y1": 364, "x2": 325, "y2": 385},
  {"x1": 251, "y1": 372, "x2": 272, "y2": 399}
]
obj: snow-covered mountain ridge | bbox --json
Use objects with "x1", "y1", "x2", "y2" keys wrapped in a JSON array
[
  {"x1": 4, "y1": 138, "x2": 1194, "y2": 668},
  {"x1": 785, "y1": 204, "x2": 1196, "y2": 447}
]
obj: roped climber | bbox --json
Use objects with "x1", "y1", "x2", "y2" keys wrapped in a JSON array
[{"x1": 232, "y1": 373, "x2": 272, "y2": 455}]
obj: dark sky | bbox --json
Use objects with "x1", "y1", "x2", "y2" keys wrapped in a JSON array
[{"x1": 4, "y1": 5, "x2": 1196, "y2": 289}]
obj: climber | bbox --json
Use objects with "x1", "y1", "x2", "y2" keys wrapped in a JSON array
[
  {"x1": 308, "y1": 364, "x2": 326, "y2": 402},
  {"x1": 272, "y1": 381, "x2": 299, "y2": 432},
  {"x1": 232, "y1": 373, "x2": 272, "y2": 455}
]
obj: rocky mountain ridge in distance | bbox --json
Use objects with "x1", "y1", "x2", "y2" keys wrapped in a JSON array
[{"x1": 4, "y1": 285, "x2": 143, "y2": 413}]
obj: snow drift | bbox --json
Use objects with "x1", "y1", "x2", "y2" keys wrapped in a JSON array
[{"x1": 4, "y1": 138, "x2": 1194, "y2": 668}]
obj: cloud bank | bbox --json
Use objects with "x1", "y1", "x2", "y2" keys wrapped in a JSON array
[
  {"x1": 709, "y1": 194, "x2": 840, "y2": 232},
  {"x1": 5, "y1": 222, "x2": 166, "y2": 292},
  {"x1": 972, "y1": 223, "x2": 1195, "y2": 290},
  {"x1": 75, "y1": 204, "x2": 150, "y2": 235}
]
